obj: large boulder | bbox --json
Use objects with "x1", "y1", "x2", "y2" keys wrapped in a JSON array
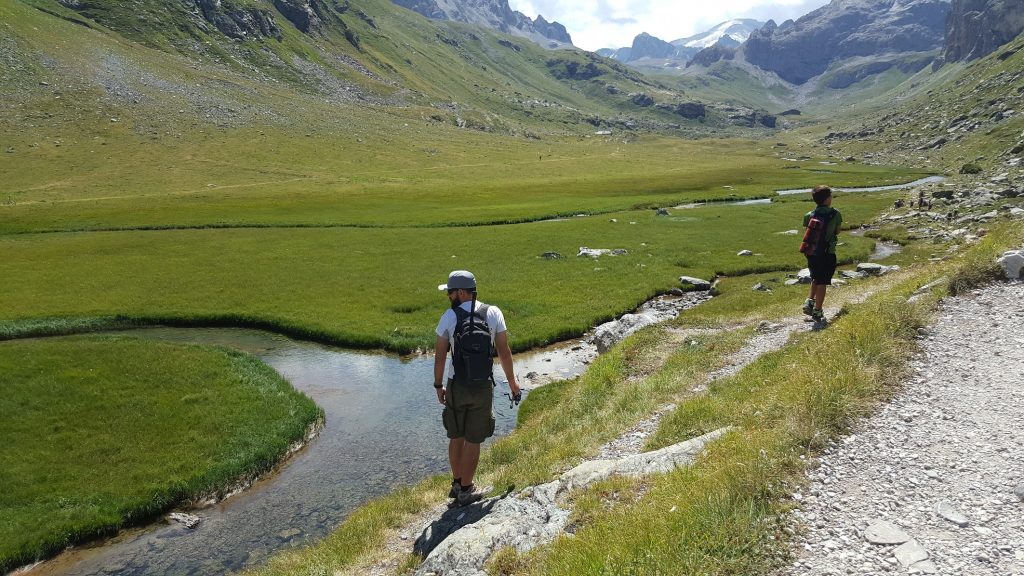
[
  {"x1": 857, "y1": 262, "x2": 892, "y2": 276},
  {"x1": 678, "y1": 276, "x2": 712, "y2": 291},
  {"x1": 997, "y1": 250, "x2": 1024, "y2": 279}
]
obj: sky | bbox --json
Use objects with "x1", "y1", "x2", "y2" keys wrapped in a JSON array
[{"x1": 508, "y1": 0, "x2": 832, "y2": 51}]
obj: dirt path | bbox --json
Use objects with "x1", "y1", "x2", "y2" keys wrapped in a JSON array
[{"x1": 778, "y1": 281, "x2": 1024, "y2": 575}]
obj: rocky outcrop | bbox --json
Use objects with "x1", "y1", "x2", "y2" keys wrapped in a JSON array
[
  {"x1": 391, "y1": 0, "x2": 572, "y2": 47},
  {"x1": 742, "y1": 0, "x2": 949, "y2": 85},
  {"x1": 193, "y1": 0, "x2": 282, "y2": 40},
  {"x1": 656, "y1": 102, "x2": 707, "y2": 119},
  {"x1": 942, "y1": 0, "x2": 1024, "y2": 62},
  {"x1": 531, "y1": 14, "x2": 571, "y2": 44},
  {"x1": 589, "y1": 293, "x2": 710, "y2": 354},
  {"x1": 272, "y1": 0, "x2": 327, "y2": 33},
  {"x1": 413, "y1": 428, "x2": 732, "y2": 575}
]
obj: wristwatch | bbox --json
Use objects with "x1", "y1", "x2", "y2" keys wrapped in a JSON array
[{"x1": 433, "y1": 383, "x2": 443, "y2": 389}]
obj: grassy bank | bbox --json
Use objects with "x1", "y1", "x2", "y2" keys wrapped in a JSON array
[
  {"x1": 243, "y1": 222, "x2": 1023, "y2": 576},
  {"x1": 0, "y1": 192, "x2": 894, "y2": 353},
  {"x1": 0, "y1": 336, "x2": 323, "y2": 573}
]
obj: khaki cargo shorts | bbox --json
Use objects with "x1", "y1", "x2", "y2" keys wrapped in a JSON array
[{"x1": 442, "y1": 380, "x2": 495, "y2": 444}]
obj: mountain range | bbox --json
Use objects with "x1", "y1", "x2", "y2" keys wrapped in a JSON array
[{"x1": 597, "y1": 19, "x2": 765, "y2": 66}]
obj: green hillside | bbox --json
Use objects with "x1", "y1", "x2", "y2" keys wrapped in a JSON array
[{"x1": 4, "y1": 0, "x2": 1023, "y2": 573}]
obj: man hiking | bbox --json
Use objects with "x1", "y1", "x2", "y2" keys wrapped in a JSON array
[
  {"x1": 800, "y1": 185, "x2": 843, "y2": 323},
  {"x1": 433, "y1": 270, "x2": 521, "y2": 506}
]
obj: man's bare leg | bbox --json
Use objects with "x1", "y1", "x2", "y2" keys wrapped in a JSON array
[
  {"x1": 449, "y1": 438, "x2": 464, "y2": 479},
  {"x1": 459, "y1": 442, "x2": 481, "y2": 487}
]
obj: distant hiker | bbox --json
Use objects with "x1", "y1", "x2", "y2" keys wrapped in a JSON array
[
  {"x1": 433, "y1": 270, "x2": 521, "y2": 506},
  {"x1": 799, "y1": 185, "x2": 843, "y2": 323}
]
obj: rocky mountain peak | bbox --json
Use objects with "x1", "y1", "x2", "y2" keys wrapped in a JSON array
[
  {"x1": 391, "y1": 0, "x2": 572, "y2": 46},
  {"x1": 741, "y1": 0, "x2": 950, "y2": 84}
]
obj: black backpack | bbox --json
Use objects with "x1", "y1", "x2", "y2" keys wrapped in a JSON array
[{"x1": 451, "y1": 303, "x2": 494, "y2": 387}]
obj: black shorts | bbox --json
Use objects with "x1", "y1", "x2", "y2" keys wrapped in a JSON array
[{"x1": 806, "y1": 253, "x2": 837, "y2": 285}]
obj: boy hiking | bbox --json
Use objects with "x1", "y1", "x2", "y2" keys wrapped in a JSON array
[
  {"x1": 800, "y1": 185, "x2": 842, "y2": 323},
  {"x1": 433, "y1": 270, "x2": 521, "y2": 506}
]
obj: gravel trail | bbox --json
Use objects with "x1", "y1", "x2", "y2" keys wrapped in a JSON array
[{"x1": 780, "y1": 281, "x2": 1024, "y2": 576}]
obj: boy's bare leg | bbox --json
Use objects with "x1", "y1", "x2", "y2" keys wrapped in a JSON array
[{"x1": 814, "y1": 284, "x2": 827, "y2": 310}]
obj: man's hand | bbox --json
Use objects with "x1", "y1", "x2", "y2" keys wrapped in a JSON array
[
  {"x1": 435, "y1": 386, "x2": 446, "y2": 405},
  {"x1": 509, "y1": 380, "x2": 522, "y2": 405}
]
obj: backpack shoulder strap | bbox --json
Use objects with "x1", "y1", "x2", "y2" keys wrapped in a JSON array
[{"x1": 475, "y1": 303, "x2": 490, "y2": 323}]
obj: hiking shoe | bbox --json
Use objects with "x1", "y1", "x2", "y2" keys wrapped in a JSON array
[
  {"x1": 810, "y1": 309, "x2": 826, "y2": 323},
  {"x1": 456, "y1": 485, "x2": 486, "y2": 506},
  {"x1": 448, "y1": 480, "x2": 460, "y2": 499},
  {"x1": 802, "y1": 299, "x2": 815, "y2": 316}
]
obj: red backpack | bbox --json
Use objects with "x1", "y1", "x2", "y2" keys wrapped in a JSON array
[{"x1": 799, "y1": 209, "x2": 836, "y2": 256}]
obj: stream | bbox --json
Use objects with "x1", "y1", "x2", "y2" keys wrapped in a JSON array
[
  {"x1": 19, "y1": 328, "x2": 595, "y2": 576},
  {"x1": 21, "y1": 294, "x2": 706, "y2": 576}
]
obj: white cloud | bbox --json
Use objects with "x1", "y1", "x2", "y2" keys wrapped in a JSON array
[{"x1": 509, "y1": 0, "x2": 830, "y2": 51}]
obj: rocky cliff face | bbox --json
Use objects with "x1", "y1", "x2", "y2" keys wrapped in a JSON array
[
  {"x1": 742, "y1": 0, "x2": 949, "y2": 84},
  {"x1": 943, "y1": 0, "x2": 1024, "y2": 61},
  {"x1": 192, "y1": 0, "x2": 283, "y2": 40},
  {"x1": 391, "y1": 0, "x2": 572, "y2": 46}
]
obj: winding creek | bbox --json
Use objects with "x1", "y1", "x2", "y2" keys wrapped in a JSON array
[
  {"x1": 20, "y1": 327, "x2": 600, "y2": 576},
  {"x1": 14, "y1": 177, "x2": 931, "y2": 575}
]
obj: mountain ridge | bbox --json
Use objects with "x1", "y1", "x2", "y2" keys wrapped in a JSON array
[{"x1": 391, "y1": 0, "x2": 571, "y2": 47}]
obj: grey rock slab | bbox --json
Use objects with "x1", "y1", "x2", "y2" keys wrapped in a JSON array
[
  {"x1": 560, "y1": 427, "x2": 732, "y2": 492},
  {"x1": 894, "y1": 539, "x2": 930, "y2": 567},
  {"x1": 909, "y1": 559, "x2": 939, "y2": 574},
  {"x1": 416, "y1": 428, "x2": 731, "y2": 576},
  {"x1": 935, "y1": 499, "x2": 970, "y2": 527},
  {"x1": 678, "y1": 276, "x2": 712, "y2": 291},
  {"x1": 864, "y1": 520, "x2": 911, "y2": 545},
  {"x1": 856, "y1": 262, "x2": 890, "y2": 276}
]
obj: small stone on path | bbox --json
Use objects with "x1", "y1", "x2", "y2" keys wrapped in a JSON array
[
  {"x1": 935, "y1": 499, "x2": 970, "y2": 527},
  {"x1": 894, "y1": 539, "x2": 930, "y2": 567},
  {"x1": 865, "y1": 520, "x2": 911, "y2": 545}
]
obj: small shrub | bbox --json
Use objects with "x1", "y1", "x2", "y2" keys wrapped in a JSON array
[{"x1": 959, "y1": 162, "x2": 982, "y2": 175}]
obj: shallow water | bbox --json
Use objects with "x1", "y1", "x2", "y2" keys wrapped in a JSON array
[
  {"x1": 24, "y1": 328, "x2": 589, "y2": 576},
  {"x1": 775, "y1": 176, "x2": 946, "y2": 195}
]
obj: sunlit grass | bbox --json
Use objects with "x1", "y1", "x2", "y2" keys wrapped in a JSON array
[{"x1": 0, "y1": 336, "x2": 322, "y2": 573}]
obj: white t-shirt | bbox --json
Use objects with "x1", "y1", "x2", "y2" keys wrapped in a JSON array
[
  {"x1": 435, "y1": 300, "x2": 507, "y2": 343},
  {"x1": 436, "y1": 300, "x2": 508, "y2": 383}
]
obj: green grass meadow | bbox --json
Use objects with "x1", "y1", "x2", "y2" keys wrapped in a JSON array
[
  {"x1": 0, "y1": 336, "x2": 322, "y2": 572},
  {"x1": 3, "y1": 190, "x2": 899, "y2": 352}
]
